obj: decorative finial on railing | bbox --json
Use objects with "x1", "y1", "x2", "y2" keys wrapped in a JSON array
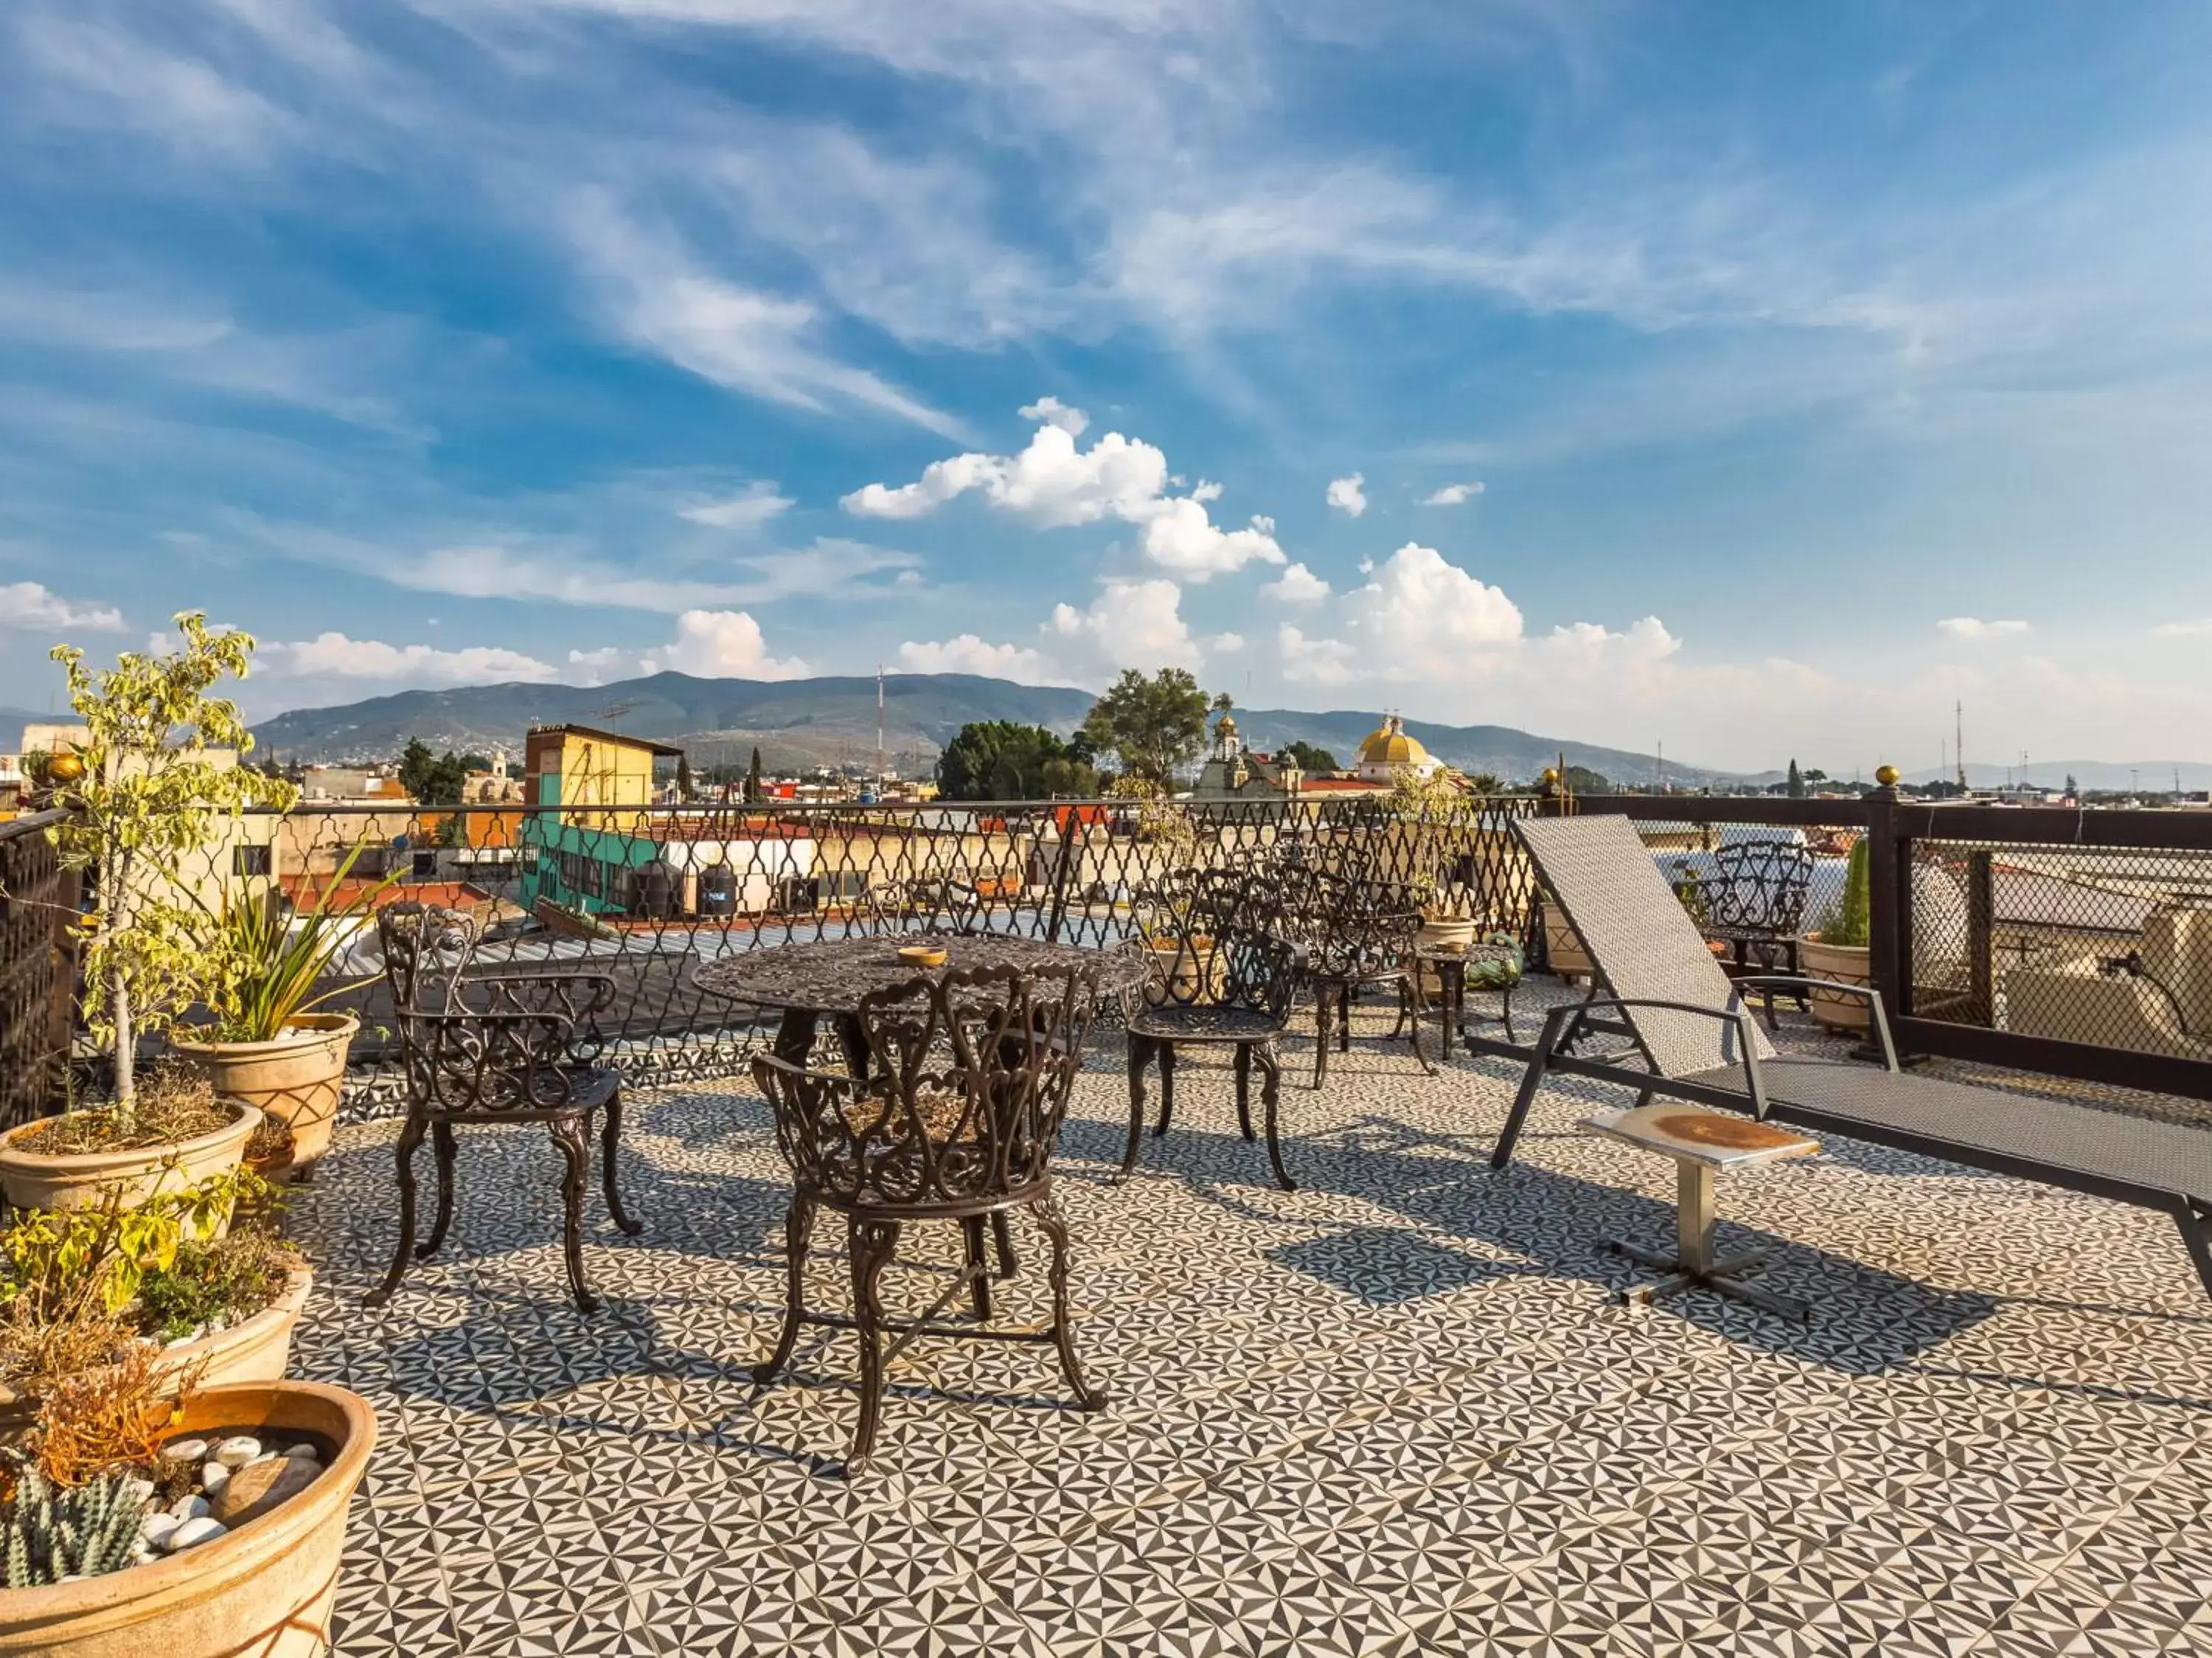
[{"x1": 1874, "y1": 764, "x2": 1899, "y2": 788}]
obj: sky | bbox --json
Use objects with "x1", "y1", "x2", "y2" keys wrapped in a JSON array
[{"x1": 3, "y1": 1, "x2": 2211, "y2": 775}]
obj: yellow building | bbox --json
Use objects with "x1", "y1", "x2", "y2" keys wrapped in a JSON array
[{"x1": 520, "y1": 724, "x2": 685, "y2": 915}]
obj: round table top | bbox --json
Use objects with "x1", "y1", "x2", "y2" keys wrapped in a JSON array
[{"x1": 693, "y1": 934, "x2": 1148, "y2": 1016}]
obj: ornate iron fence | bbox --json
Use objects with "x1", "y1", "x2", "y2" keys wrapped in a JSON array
[{"x1": 0, "y1": 811, "x2": 78, "y2": 1129}]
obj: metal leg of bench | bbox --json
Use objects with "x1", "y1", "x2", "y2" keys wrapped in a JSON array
[{"x1": 2175, "y1": 1201, "x2": 2212, "y2": 1303}]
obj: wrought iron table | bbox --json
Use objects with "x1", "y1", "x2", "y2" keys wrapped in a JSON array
[
  {"x1": 695, "y1": 934, "x2": 1148, "y2": 1076},
  {"x1": 1399, "y1": 940, "x2": 1520, "y2": 1058}
]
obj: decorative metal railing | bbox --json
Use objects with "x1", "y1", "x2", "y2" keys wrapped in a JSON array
[{"x1": 0, "y1": 811, "x2": 78, "y2": 1129}]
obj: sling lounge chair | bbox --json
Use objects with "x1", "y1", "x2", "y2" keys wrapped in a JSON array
[{"x1": 1482, "y1": 814, "x2": 2212, "y2": 1303}]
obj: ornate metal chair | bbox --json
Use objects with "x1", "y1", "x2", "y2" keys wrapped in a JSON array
[
  {"x1": 1690, "y1": 839, "x2": 1815, "y2": 1030},
  {"x1": 1121, "y1": 908, "x2": 1302, "y2": 1190},
  {"x1": 369, "y1": 903, "x2": 641, "y2": 1314},
  {"x1": 750, "y1": 961, "x2": 1103, "y2": 1476},
  {"x1": 1284, "y1": 870, "x2": 1431, "y2": 1088}
]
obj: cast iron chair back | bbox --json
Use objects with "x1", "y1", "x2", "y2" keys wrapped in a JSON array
[{"x1": 1700, "y1": 840, "x2": 1815, "y2": 941}]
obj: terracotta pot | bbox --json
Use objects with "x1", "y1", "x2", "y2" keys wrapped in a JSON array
[
  {"x1": 152, "y1": 1267, "x2": 313, "y2": 1395},
  {"x1": 1801, "y1": 934, "x2": 1873, "y2": 1034},
  {"x1": 170, "y1": 1015, "x2": 359, "y2": 1182},
  {"x1": 0, "y1": 1381, "x2": 376, "y2": 1658},
  {"x1": 0, "y1": 1102, "x2": 260, "y2": 1221},
  {"x1": 1144, "y1": 935, "x2": 1224, "y2": 1005}
]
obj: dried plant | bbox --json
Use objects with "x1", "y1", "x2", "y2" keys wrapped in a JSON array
[{"x1": 34, "y1": 1342, "x2": 189, "y2": 1490}]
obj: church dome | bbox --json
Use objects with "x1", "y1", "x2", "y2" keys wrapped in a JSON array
[{"x1": 1357, "y1": 715, "x2": 1430, "y2": 769}]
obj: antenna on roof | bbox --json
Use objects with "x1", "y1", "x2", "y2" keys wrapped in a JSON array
[{"x1": 587, "y1": 700, "x2": 638, "y2": 733}]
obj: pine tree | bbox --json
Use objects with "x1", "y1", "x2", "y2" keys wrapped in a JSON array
[
  {"x1": 675, "y1": 753, "x2": 694, "y2": 802},
  {"x1": 1786, "y1": 758, "x2": 1804, "y2": 799},
  {"x1": 744, "y1": 746, "x2": 765, "y2": 804}
]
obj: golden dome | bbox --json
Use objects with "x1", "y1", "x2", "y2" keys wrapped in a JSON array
[
  {"x1": 1216, "y1": 711, "x2": 1238, "y2": 731},
  {"x1": 1357, "y1": 715, "x2": 1431, "y2": 768}
]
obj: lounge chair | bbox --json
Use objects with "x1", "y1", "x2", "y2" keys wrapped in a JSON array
[{"x1": 1479, "y1": 814, "x2": 2212, "y2": 1303}]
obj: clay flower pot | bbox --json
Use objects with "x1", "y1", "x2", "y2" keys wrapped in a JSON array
[
  {"x1": 170, "y1": 1014, "x2": 359, "y2": 1182},
  {"x1": 0, "y1": 1102, "x2": 260, "y2": 1221},
  {"x1": 1801, "y1": 934, "x2": 1874, "y2": 1034},
  {"x1": 150, "y1": 1267, "x2": 314, "y2": 1395},
  {"x1": 0, "y1": 1381, "x2": 376, "y2": 1658}
]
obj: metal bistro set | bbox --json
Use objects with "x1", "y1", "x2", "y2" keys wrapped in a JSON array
[{"x1": 352, "y1": 817, "x2": 2212, "y2": 1473}]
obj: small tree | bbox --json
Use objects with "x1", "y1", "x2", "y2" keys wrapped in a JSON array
[
  {"x1": 1812, "y1": 837, "x2": 1872, "y2": 947},
  {"x1": 1279, "y1": 740, "x2": 1340, "y2": 774},
  {"x1": 46, "y1": 615, "x2": 298, "y2": 1126},
  {"x1": 675, "y1": 753, "x2": 695, "y2": 802},
  {"x1": 744, "y1": 747, "x2": 765, "y2": 805},
  {"x1": 1786, "y1": 758, "x2": 1804, "y2": 799},
  {"x1": 1081, "y1": 668, "x2": 1214, "y2": 788}
]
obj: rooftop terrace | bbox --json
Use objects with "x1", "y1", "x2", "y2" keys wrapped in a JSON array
[{"x1": 294, "y1": 990, "x2": 2212, "y2": 1658}]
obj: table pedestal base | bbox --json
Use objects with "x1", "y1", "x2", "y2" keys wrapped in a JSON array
[{"x1": 1601, "y1": 1159, "x2": 1810, "y2": 1320}]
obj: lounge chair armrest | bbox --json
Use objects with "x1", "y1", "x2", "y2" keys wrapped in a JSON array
[
  {"x1": 1543, "y1": 996, "x2": 1773, "y2": 1116},
  {"x1": 1729, "y1": 975, "x2": 1900, "y2": 1072}
]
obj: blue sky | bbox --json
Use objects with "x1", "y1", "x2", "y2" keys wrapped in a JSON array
[{"x1": 4, "y1": 1, "x2": 2211, "y2": 773}]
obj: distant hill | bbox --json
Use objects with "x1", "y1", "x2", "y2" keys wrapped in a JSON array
[{"x1": 247, "y1": 670, "x2": 1745, "y2": 785}]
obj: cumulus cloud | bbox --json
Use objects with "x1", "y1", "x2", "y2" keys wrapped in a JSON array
[
  {"x1": 640, "y1": 609, "x2": 810, "y2": 679},
  {"x1": 1333, "y1": 542, "x2": 1523, "y2": 678},
  {"x1": 262, "y1": 633, "x2": 559, "y2": 684},
  {"x1": 1262, "y1": 562, "x2": 1331, "y2": 605},
  {"x1": 566, "y1": 646, "x2": 630, "y2": 685},
  {"x1": 1017, "y1": 395, "x2": 1088, "y2": 436},
  {"x1": 2150, "y1": 618, "x2": 2212, "y2": 637},
  {"x1": 1541, "y1": 617, "x2": 1683, "y2": 667},
  {"x1": 1278, "y1": 625, "x2": 1357, "y2": 688},
  {"x1": 843, "y1": 407, "x2": 1285, "y2": 580},
  {"x1": 1048, "y1": 578, "x2": 1200, "y2": 668},
  {"x1": 1422, "y1": 481, "x2": 1485, "y2": 506},
  {"x1": 1935, "y1": 617, "x2": 2030, "y2": 638},
  {"x1": 897, "y1": 633, "x2": 1055, "y2": 683},
  {"x1": 1325, "y1": 473, "x2": 1367, "y2": 517},
  {"x1": 1, "y1": 581, "x2": 125, "y2": 631},
  {"x1": 1211, "y1": 632, "x2": 1245, "y2": 652}
]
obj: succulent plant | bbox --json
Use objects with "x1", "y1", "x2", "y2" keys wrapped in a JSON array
[{"x1": 1, "y1": 1464, "x2": 150, "y2": 1589}]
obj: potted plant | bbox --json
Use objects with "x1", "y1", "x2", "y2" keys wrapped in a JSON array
[
  {"x1": 1802, "y1": 836, "x2": 1873, "y2": 1033},
  {"x1": 0, "y1": 1376, "x2": 375, "y2": 1657},
  {"x1": 0, "y1": 617, "x2": 296, "y2": 1215},
  {"x1": 0, "y1": 1162, "x2": 309, "y2": 1410},
  {"x1": 168, "y1": 846, "x2": 389, "y2": 1182}
]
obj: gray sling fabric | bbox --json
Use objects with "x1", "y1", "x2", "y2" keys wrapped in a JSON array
[
  {"x1": 1683, "y1": 1057, "x2": 2212, "y2": 1202},
  {"x1": 1518, "y1": 814, "x2": 1776, "y2": 1078}
]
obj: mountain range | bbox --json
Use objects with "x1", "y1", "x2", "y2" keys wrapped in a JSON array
[{"x1": 241, "y1": 671, "x2": 1744, "y2": 785}]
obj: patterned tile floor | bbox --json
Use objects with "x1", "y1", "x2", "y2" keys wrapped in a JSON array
[{"x1": 289, "y1": 988, "x2": 2212, "y2": 1657}]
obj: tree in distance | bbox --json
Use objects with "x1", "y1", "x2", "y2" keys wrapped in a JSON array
[{"x1": 1081, "y1": 668, "x2": 1214, "y2": 788}]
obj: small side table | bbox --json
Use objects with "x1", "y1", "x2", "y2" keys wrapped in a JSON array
[
  {"x1": 1583, "y1": 1103, "x2": 1818, "y2": 1319},
  {"x1": 1401, "y1": 942, "x2": 1519, "y2": 1058}
]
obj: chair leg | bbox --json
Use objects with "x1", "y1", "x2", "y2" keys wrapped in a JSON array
[
  {"x1": 845, "y1": 1217, "x2": 901, "y2": 1477},
  {"x1": 2176, "y1": 1201, "x2": 2212, "y2": 1303},
  {"x1": 1338, "y1": 985, "x2": 1353, "y2": 1052},
  {"x1": 1119, "y1": 1036, "x2": 1151, "y2": 1182},
  {"x1": 552, "y1": 1117, "x2": 599, "y2": 1314},
  {"x1": 415, "y1": 1120, "x2": 458, "y2": 1261},
  {"x1": 990, "y1": 1211, "x2": 1018, "y2": 1280},
  {"x1": 1153, "y1": 1042, "x2": 1175, "y2": 1137},
  {"x1": 1490, "y1": 1039, "x2": 1554, "y2": 1171},
  {"x1": 364, "y1": 1115, "x2": 426, "y2": 1308},
  {"x1": 1031, "y1": 1192, "x2": 1106, "y2": 1411},
  {"x1": 1257, "y1": 1043, "x2": 1295, "y2": 1191},
  {"x1": 1312, "y1": 988, "x2": 1332, "y2": 1090},
  {"x1": 753, "y1": 1193, "x2": 815, "y2": 1384},
  {"x1": 961, "y1": 1217, "x2": 994, "y2": 1320},
  {"x1": 601, "y1": 1090, "x2": 643, "y2": 1235},
  {"x1": 1405, "y1": 985, "x2": 1436, "y2": 1077},
  {"x1": 1233, "y1": 1044, "x2": 1256, "y2": 1141},
  {"x1": 1500, "y1": 987, "x2": 1517, "y2": 1045}
]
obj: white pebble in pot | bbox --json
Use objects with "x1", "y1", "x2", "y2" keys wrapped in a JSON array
[
  {"x1": 165, "y1": 1516, "x2": 229, "y2": 1552},
  {"x1": 167, "y1": 1493, "x2": 209, "y2": 1523},
  {"x1": 140, "y1": 1513, "x2": 181, "y2": 1550},
  {"x1": 214, "y1": 1436, "x2": 262, "y2": 1468},
  {"x1": 160, "y1": 1438, "x2": 208, "y2": 1466},
  {"x1": 202, "y1": 1461, "x2": 231, "y2": 1496}
]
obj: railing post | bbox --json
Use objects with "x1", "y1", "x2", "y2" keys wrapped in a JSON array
[
  {"x1": 1965, "y1": 850, "x2": 1995, "y2": 1026},
  {"x1": 1865, "y1": 769, "x2": 1910, "y2": 1053},
  {"x1": 1043, "y1": 810, "x2": 1077, "y2": 944}
]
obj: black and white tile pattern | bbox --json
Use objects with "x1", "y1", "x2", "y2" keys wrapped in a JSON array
[{"x1": 284, "y1": 990, "x2": 2212, "y2": 1656}]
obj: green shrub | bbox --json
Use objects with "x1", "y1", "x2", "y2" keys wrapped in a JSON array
[{"x1": 1812, "y1": 838, "x2": 1872, "y2": 948}]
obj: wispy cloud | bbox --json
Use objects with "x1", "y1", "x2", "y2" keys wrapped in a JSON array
[{"x1": 1936, "y1": 617, "x2": 2031, "y2": 639}]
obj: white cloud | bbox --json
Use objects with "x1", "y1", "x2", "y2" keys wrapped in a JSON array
[
  {"x1": 1210, "y1": 632, "x2": 1245, "y2": 652},
  {"x1": 1262, "y1": 563, "x2": 1331, "y2": 605},
  {"x1": 1422, "y1": 482, "x2": 1485, "y2": 506},
  {"x1": 1335, "y1": 543, "x2": 1525, "y2": 678},
  {"x1": 641, "y1": 609, "x2": 810, "y2": 679},
  {"x1": 677, "y1": 482, "x2": 794, "y2": 529},
  {"x1": 2149, "y1": 618, "x2": 2212, "y2": 637},
  {"x1": 262, "y1": 634, "x2": 558, "y2": 684},
  {"x1": 1278, "y1": 625, "x2": 1357, "y2": 688},
  {"x1": 897, "y1": 634, "x2": 1057, "y2": 683},
  {"x1": 1, "y1": 582, "x2": 125, "y2": 632},
  {"x1": 843, "y1": 409, "x2": 1284, "y2": 580},
  {"x1": 1048, "y1": 579, "x2": 1201, "y2": 671},
  {"x1": 1325, "y1": 473, "x2": 1368, "y2": 517},
  {"x1": 1935, "y1": 617, "x2": 2031, "y2": 638},
  {"x1": 1017, "y1": 396, "x2": 1088, "y2": 437},
  {"x1": 1541, "y1": 617, "x2": 1683, "y2": 667},
  {"x1": 566, "y1": 646, "x2": 630, "y2": 685}
]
